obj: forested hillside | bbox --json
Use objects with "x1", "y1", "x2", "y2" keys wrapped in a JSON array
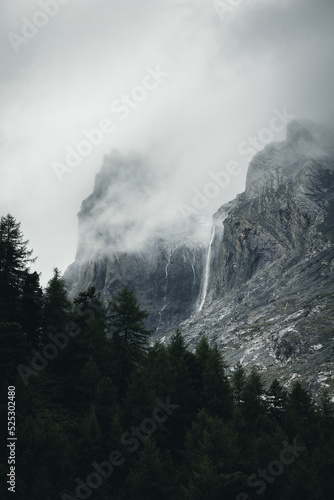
[{"x1": 1, "y1": 214, "x2": 334, "y2": 499}]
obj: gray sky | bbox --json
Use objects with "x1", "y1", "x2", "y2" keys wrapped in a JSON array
[{"x1": 1, "y1": 0, "x2": 334, "y2": 286}]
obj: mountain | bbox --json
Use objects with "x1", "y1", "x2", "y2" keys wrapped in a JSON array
[
  {"x1": 64, "y1": 120, "x2": 334, "y2": 395},
  {"x1": 180, "y1": 119, "x2": 334, "y2": 394},
  {"x1": 64, "y1": 150, "x2": 207, "y2": 332}
]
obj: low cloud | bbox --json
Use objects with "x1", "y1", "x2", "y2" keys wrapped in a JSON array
[{"x1": 1, "y1": 0, "x2": 334, "y2": 284}]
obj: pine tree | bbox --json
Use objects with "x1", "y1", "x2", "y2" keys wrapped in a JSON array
[
  {"x1": 146, "y1": 342, "x2": 173, "y2": 397},
  {"x1": 78, "y1": 405, "x2": 102, "y2": 466},
  {"x1": 183, "y1": 409, "x2": 239, "y2": 478},
  {"x1": 320, "y1": 389, "x2": 334, "y2": 426},
  {"x1": 122, "y1": 369, "x2": 156, "y2": 429},
  {"x1": 287, "y1": 381, "x2": 314, "y2": 419},
  {"x1": 195, "y1": 335, "x2": 210, "y2": 366},
  {"x1": 124, "y1": 437, "x2": 176, "y2": 500},
  {"x1": 231, "y1": 362, "x2": 246, "y2": 409},
  {"x1": 20, "y1": 270, "x2": 43, "y2": 348},
  {"x1": 168, "y1": 329, "x2": 187, "y2": 362},
  {"x1": 0, "y1": 322, "x2": 29, "y2": 381},
  {"x1": 195, "y1": 335, "x2": 211, "y2": 409},
  {"x1": 183, "y1": 454, "x2": 222, "y2": 500},
  {"x1": 202, "y1": 344, "x2": 232, "y2": 419},
  {"x1": 71, "y1": 286, "x2": 108, "y2": 367},
  {"x1": 0, "y1": 214, "x2": 36, "y2": 321},
  {"x1": 95, "y1": 376, "x2": 120, "y2": 438},
  {"x1": 79, "y1": 356, "x2": 101, "y2": 403},
  {"x1": 242, "y1": 366, "x2": 266, "y2": 420},
  {"x1": 43, "y1": 268, "x2": 72, "y2": 335},
  {"x1": 267, "y1": 378, "x2": 288, "y2": 421},
  {"x1": 108, "y1": 286, "x2": 152, "y2": 365}
]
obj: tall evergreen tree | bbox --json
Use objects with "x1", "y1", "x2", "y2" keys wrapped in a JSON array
[
  {"x1": 55, "y1": 287, "x2": 110, "y2": 402},
  {"x1": 108, "y1": 286, "x2": 152, "y2": 365},
  {"x1": 146, "y1": 342, "x2": 173, "y2": 397},
  {"x1": 267, "y1": 378, "x2": 288, "y2": 421},
  {"x1": 195, "y1": 335, "x2": 211, "y2": 408},
  {"x1": 195, "y1": 335, "x2": 210, "y2": 366},
  {"x1": 320, "y1": 389, "x2": 334, "y2": 426},
  {"x1": 71, "y1": 286, "x2": 109, "y2": 367},
  {"x1": 43, "y1": 268, "x2": 72, "y2": 335},
  {"x1": 168, "y1": 329, "x2": 187, "y2": 362},
  {"x1": 202, "y1": 345, "x2": 232, "y2": 419},
  {"x1": 19, "y1": 270, "x2": 43, "y2": 348},
  {"x1": 287, "y1": 381, "x2": 314, "y2": 419},
  {"x1": 124, "y1": 438, "x2": 177, "y2": 500},
  {"x1": 231, "y1": 362, "x2": 246, "y2": 409},
  {"x1": 242, "y1": 366, "x2": 266, "y2": 420},
  {"x1": 165, "y1": 330, "x2": 196, "y2": 456},
  {"x1": 0, "y1": 214, "x2": 36, "y2": 321},
  {"x1": 0, "y1": 322, "x2": 29, "y2": 381}
]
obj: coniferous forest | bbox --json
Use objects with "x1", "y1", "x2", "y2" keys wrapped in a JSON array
[{"x1": 1, "y1": 213, "x2": 334, "y2": 500}]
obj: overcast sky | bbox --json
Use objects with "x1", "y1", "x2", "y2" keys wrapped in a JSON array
[{"x1": 1, "y1": 0, "x2": 334, "y2": 286}]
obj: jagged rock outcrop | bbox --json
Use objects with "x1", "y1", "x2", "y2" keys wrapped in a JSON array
[
  {"x1": 64, "y1": 150, "x2": 207, "y2": 331},
  {"x1": 179, "y1": 119, "x2": 334, "y2": 396},
  {"x1": 64, "y1": 120, "x2": 334, "y2": 396}
]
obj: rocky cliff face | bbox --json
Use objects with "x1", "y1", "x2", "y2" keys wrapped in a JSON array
[
  {"x1": 209, "y1": 123, "x2": 334, "y2": 297},
  {"x1": 64, "y1": 150, "x2": 207, "y2": 331},
  {"x1": 179, "y1": 119, "x2": 334, "y2": 396},
  {"x1": 64, "y1": 120, "x2": 334, "y2": 396}
]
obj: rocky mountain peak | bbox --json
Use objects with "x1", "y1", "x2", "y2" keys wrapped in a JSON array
[
  {"x1": 245, "y1": 119, "x2": 333, "y2": 200},
  {"x1": 64, "y1": 119, "x2": 334, "y2": 397}
]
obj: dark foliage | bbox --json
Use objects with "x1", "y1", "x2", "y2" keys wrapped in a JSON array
[{"x1": 1, "y1": 215, "x2": 334, "y2": 499}]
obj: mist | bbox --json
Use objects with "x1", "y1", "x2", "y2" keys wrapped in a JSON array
[
  {"x1": 1, "y1": 0, "x2": 334, "y2": 285},
  {"x1": 75, "y1": 150, "x2": 215, "y2": 262}
]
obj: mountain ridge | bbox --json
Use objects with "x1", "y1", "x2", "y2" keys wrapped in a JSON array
[{"x1": 64, "y1": 119, "x2": 334, "y2": 396}]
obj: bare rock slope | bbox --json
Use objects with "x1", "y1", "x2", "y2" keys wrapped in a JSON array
[
  {"x1": 179, "y1": 120, "x2": 334, "y2": 395},
  {"x1": 64, "y1": 120, "x2": 334, "y2": 395}
]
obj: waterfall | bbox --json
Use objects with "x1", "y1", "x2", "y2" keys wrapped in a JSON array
[
  {"x1": 156, "y1": 249, "x2": 173, "y2": 330},
  {"x1": 198, "y1": 224, "x2": 216, "y2": 312},
  {"x1": 191, "y1": 253, "x2": 196, "y2": 286},
  {"x1": 165, "y1": 250, "x2": 172, "y2": 290}
]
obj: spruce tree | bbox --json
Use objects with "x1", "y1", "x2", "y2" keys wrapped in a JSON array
[
  {"x1": 124, "y1": 438, "x2": 176, "y2": 500},
  {"x1": 195, "y1": 335, "x2": 210, "y2": 366},
  {"x1": 0, "y1": 214, "x2": 36, "y2": 321},
  {"x1": 321, "y1": 389, "x2": 334, "y2": 426},
  {"x1": 0, "y1": 322, "x2": 29, "y2": 381},
  {"x1": 168, "y1": 329, "x2": 187, "y2": 362},
  {"x1": 242, "y1": 366, "x2": 266, "y2": 420},
  {"x1": 20, "y1": 270, "x2": 43, "y2": 348},
  {"x1": 108, "y1": 286, "x2": 152, "y2": 365},
  {"x1": 202, "y1": 344, "x2": 232, "y2": 419},
  {"x1": 287, "y1": 381, "x2": 314, "y2": 419},
  {"x1": 267, "y1": 378, "x2": 288, "y2": 421},
  {"x1": 71, "y1": 286, "x2": 109, "y2": 368},
  {"x1": 232, "y1": 362, "x2": 246, "y2": 409},
  {"x1": 43, "y1": 268, "x2": 72, "y2": 335}
]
